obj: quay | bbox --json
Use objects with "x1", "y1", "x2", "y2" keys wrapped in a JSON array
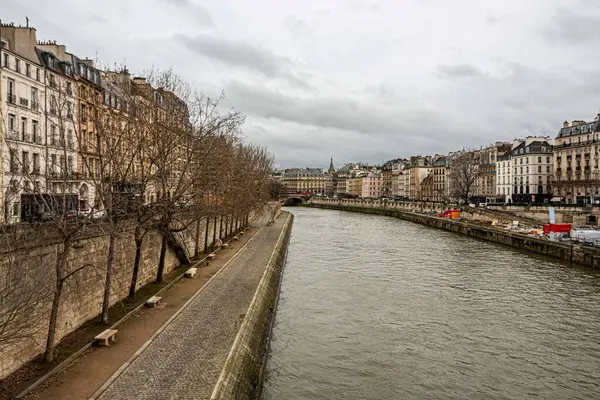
[{"x1": 306, "y1": 198, "x2": 600, "y2": 269}]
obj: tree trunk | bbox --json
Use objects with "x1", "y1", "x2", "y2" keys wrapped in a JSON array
[
  {"x1": 156, "y1": 230, "x2": 168, "y2": 283},
  {"x1": 129, "y1": 233, "x2": 143, "y2": 299},
  {"x1": 212, "y1": 216, "x2": 217, "y2": 245},
  {"x1": 44, "y1": 246, "x2": 69, "y2": 363},
  {"x1": 101, "y1": 231, "x2": 115, "y2": 324},
  {"x1": 204, "y1": 217, "x2": 210, "y2": 253},
  {"x1": 219, "y1": 215, "x2": 224, "y2": 240},
  {"x1": 194, "y1": 218, "x2": 201, "y2": 259}
]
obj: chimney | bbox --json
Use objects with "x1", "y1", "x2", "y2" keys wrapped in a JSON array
[{"x1": 563, "y1": 121, "x2": 569, "y2": 128}]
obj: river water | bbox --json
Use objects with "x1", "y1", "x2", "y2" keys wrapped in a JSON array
[{"x1": 263, "y1": 207, "x2": 600, "y2": 400}]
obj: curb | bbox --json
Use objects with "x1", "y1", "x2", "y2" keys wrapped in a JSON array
[
  {"x1": 15, "y1": 226, "x2": 251, "y2": 400},
  {"x1": 88, "y1": 226, "x2": 264, "y2": 400}
]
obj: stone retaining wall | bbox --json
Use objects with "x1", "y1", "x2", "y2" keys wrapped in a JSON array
[
  {"x1": 211, "y1": 211, "x2": 293, "y2": 400},
  {"x1": 0, "y1": 211, "x2": 248, "y2": 379},
  {"x1": 307, "y1": 199, "x2": 600, "y2": 269}
]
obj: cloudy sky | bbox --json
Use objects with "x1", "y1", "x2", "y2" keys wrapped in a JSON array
[{"x1": 4, "y1": 0, "x2": 600, "y2": 168}]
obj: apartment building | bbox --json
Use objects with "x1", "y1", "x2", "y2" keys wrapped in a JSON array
[
  {"x1": 554, "y1": 117, "x2": 600, "y2": 204},
  {"x1": 431, "y1": 155, "x2": 449, "y2": 201},
  {"x1": 407, "y1": 156, "x2": 431, "y2": 200},
  {"x1": 361, "y1": 172, "x2": 382, "y2": 198},
  {"x1": 35, "y1": 41, "x2": 80, "y2": 207},
  {"x1": 1, "y1": 25, "x2": 48, "y2": 223},
  {"x1": 280, "y1": 167, "x2": 328, "y2": 195},
  {"x1": 511, "y1": 137, "x2": 553, "y2": 203}
]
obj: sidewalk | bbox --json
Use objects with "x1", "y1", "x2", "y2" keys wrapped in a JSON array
[
  {"x1": 95, "y1": 214, "x2": 286, "y2": 399},
  {"x1": 20, "y1": 214, "x2": 280, "y2": 400}
]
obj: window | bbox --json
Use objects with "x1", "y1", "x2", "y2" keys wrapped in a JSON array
[
  {"x1": 67, "y1": 156, "x2": 73, "y2": 173},
  {"x1": 520, "y1": 167, "x2": 523, "y2": 174},
  {"x1": 2, "y1": 53, "x2": 8, "y2": 68},
  {"x1": 49, "y1": 74, "x2": 56, "y2": 87},
  {"x1": 21, "y1": 117, "x2": 27, "y2": 139},
  {"x1": 546, "y1": 157, "x2": 550, "y2": 163},
  {"x1": 33, "y1": 153, "x2": 40, "y2": 174},
  {"x1": 9, "y1": 150, "x2": 18, "y2": 172},
  {"x1": 31, "y1": 87, "x2": 39, "y2": 110},
  {"x1": 25, "y1": 63, "x2": 31, "y2": 77},
  {"x1": 8, "y1": 114, "x2": 15, "y2": 132},
  {"x1": 81, "y1": 103, "x2": 86, "y2": 122},
  {"x1": 50, "y1": 94, "x2": 57, "y2": 114},
  {"x1": 15, "y1": 59, "x2": 20, "y2": 73},
  {"x1": 50, "y1": 124, "x2": 56, "y2": 145},
  {"x1": 7, "y1": 78, "x2": 15, "y2": 102},
  {"x1": 538, "y1": 166, "x2": 542, "y2": 173},
  {"x1": 36, "y1": 68, "x2": 41, "y2": 81},
  {"x1": 22, "y1": 151, "x2": 29, "y2": 173},
  {"x1": 51, "y1": 154, "x2": 57, "y2": 173},
  {"x1": 66, "y1": 81, "x2": 72, "y2": 95},
  {"x1": 538, "y1": 156, "x2": 542, "y2": 163},
  {"x1": 13, "y1": 202, "x2": 20, "y2": 217},
  {"x1": 547, "y1": 166, "x2": 550, "y2": 173},
  {"x1": 32, "y1": 120, "x2": 39, "y2": 143},
  {"x1": 526, "y1": 166, "x2": 529, "y2": 173},
  {"x1": 520, "y1": 158, "x2": 523, "y2": 165}
]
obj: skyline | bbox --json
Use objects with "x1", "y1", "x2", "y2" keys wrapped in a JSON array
[{"x1": 3, "y1": 0, "x2": 600, "y2": 168}]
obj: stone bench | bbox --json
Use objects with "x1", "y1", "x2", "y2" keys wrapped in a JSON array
[
  {"x1": 184, "y1": 267, "x2": 197, "y2": 278},
  {"x1": 95, "y1": 329, "x2": 118, "y2": 347},
  {"x1": 208, "y1": 253, "x2": 216, "y2": 260},
  {"x1": 145, "y1": 296, "x2": 161, "y2": 307}
]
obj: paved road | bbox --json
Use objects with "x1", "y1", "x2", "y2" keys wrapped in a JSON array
[{"x1": 97, "y1": 213, "x2": 286, "y2": 400}]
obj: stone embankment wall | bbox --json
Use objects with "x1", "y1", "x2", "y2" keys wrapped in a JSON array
[
  {"x1": 211, "y1": 212, "x2": 293, "y2": 400},
  {"x1": 0, "y1": 213, "x2": 245, "y2": 379},
  {"x1": 306, "y1": 199, "x2": 600, "y2": 269}
]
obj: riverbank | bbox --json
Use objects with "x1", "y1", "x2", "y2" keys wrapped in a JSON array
[
  {"x1": 92, "y1": 211, "x2": 292, "y2": 400},
  {"x1": 306, "y1": 199, "x2": 600, "y2": 269},
  {"x1": 4, "y1": 209, "x2": 291, "y2": 400}
]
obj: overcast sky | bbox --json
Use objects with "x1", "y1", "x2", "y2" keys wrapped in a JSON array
[{"x1": 4, "y1": 0, "x2": 600, "y2": 168}]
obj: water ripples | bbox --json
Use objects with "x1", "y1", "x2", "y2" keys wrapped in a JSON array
[{"x1": 263, "y1": 208, "x2": 600, "y2": 400}]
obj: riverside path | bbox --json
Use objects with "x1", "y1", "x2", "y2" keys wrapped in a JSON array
[{"x1": 93, "y1": 213, "x2": 287, "y2": 400}]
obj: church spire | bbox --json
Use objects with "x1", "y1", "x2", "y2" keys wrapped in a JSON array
[{"x1": 328, "y1": 157, "x2": 335, "y2": 173}]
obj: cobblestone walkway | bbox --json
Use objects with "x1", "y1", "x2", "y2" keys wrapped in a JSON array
[{"x1": 97, "y1": 215, "x2": 286, "y2": 400}]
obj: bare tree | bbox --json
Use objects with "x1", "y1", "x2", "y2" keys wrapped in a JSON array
[{"x1": 448, "y1": 152, "x2": 478, "y2": 205}]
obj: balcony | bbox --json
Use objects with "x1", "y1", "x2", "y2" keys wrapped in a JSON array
[
  {"x1": 7, "y1": 130, "x2": 20, "y2": 141},
  {"x1": 49, "y1": 108, "x2": 57, "y2": 116},
  {"x1": 33, "y1": 135, "x2": 43, "y2": 145},
  {"x1": 6, "y1": 94, "x2": 16, "y2": 104},
  {"x1": 31, "y1": 101, "x2": 40, "y2": 112},
  {"x1": 19, "y1": 97, "x2": 29, "y2": 108},
  {"x1": 22, "y1": 133, "x2": 32, "y2": 143},
  {"x1": 32, "y1": 167, "x2": 41, "y2": 176}
]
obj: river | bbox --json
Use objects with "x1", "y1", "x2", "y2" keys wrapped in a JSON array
[{"x1": 263, "y1": 207, "x2": 600, "y2": 400}]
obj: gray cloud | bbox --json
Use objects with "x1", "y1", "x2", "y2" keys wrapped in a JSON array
[
  {"x1": 5, "y1": 0, "x2": 600, "y2": 168},
  {"x1": 225, "y1": 80, "x2": 470, "y2": 142},
  {"x1": 158, "y1": 0, "x2": 213, "y2": 26},
  {"x1": 176, "y1": 33, "x2": 289, "y2": 77},
  {"x1": 436, "y1": 64, "x2": 484, "y2": 79}
]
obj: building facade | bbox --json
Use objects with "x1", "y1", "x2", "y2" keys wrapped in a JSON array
[
  {"x1": 1, "y1": 25, "x2": 48, "y2": 223},
  {"x1": 553, "y1": 117, "x2": 600, "y2": 204},
  {"x1": 361, "y1": 172, "x2": 382, "y2": 198},
  {"x1": 511, "y1": 137, "x2": 553, "y2": 203},
  {"x1": 280, "y1": 167, "x2": 328, "y2": 195}
]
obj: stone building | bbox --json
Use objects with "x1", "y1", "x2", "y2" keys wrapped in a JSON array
[
  {"x1": 511, "y1": 137, "x2": 553, "y2": 204},
  {"x1": 361, "y1": 172, "x2": 382, "y2": 198},
  {"x1": 280, "y1": 167, "x2": 328, "y2": 195},
  {"x1": 1, "y1": 25, "x2": 50, "y2": 223},
  {"x1": 431, "y1": 155, "x2": 449, "y2": 201},
  {"x1": 553, "y1": 117, "x2": 600, "y2": 204},
  {"x1": 407, "y1": 156, "x2": 431, "y2": 200}
]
